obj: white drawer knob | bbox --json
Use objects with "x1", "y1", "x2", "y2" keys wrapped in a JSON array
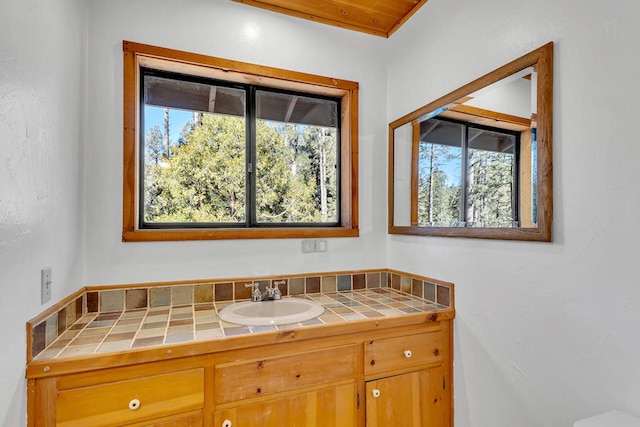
[
  {"x1": 128, "y1": 399, "x2": 141, "y2": 410},
  {"x1": 222, "y1": 420, "x2": 232, "y2": 427},
  {"x1": 404, "y1": 350, "x2": 412, "y2": 358},
  {"x1": 372, "y1": 389, "x2": 381, "y2": 398}
]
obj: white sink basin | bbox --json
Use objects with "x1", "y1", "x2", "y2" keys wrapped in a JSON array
[{"x1": 218, "y1": 298, "x2": 324, "y2": 326}]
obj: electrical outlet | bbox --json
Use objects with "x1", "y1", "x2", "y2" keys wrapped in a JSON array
[{"x1": 41, "y1": 267, "x2": 52, "y2": 304}]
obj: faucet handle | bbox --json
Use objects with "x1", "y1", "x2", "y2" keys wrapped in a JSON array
[
  {"x1": 245, "y1": 282, "x2": 261, "y2": 302},
  {"x1": 272, "y1": 280, "x2": 285, "y2": 299}
]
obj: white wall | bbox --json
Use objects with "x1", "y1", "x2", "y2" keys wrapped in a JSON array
[
  {"x1": 83, "y1": 0, "x2": 389, "y2": 287},
  {"x1": 387, "y1": 0, "x2": 640, "y2": 426},
  {"x1": 5, "y1": 0, "x2": 640, "y2": 426},
  {"x1": 0, "y1": 0, "x2": 86, "y2": 425}
]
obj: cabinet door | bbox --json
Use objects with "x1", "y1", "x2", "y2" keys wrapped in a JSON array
[
  {"x1": 365, "y1": 367, "x2": 444, "y2": 427},
  {"x1": 214, "y1": 383, "x2": 356, "y2": 427}
]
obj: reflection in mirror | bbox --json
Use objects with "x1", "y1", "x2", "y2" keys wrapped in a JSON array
[{"x1": 389, "y1": 43, "x2": 553, "y2": 241}]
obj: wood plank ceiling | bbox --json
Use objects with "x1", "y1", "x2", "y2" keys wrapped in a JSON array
[{"x1": 232, "y1": 0, "x2": 429, "y2": 38}]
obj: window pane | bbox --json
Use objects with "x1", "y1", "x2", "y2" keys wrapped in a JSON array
[
  {"x1": 417, "y1": 119, "x2": 463, "y2": 226},
  {"x1": 142, "y1": 74, "x2": 246, "y2": 225},
  {"x1": 466, "y1": 127, "x2": 516, "y2": 227},
  {"x1": 255, "y1": 91, "x2": 339, "y2": 224}
]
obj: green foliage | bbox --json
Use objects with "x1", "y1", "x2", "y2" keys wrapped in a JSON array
[
  {"x1": 466, "y1": 150, "x2": 514, "y2": 227},
  {"x1": 143, "y1": 113, "x2": 338, "y2": 225},
  {"x1": 417, "y1": 142, "x2": 514, "y2": 227},
  {"x1": 417, "y1": 142, "x2": 461, "y2": 226}
]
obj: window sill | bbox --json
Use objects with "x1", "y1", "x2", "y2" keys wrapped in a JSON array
[{"x1": 122, "y1": 227, "x2": 359, "y2": 242}]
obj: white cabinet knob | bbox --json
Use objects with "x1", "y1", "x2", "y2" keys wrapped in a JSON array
[
  {"x1": 404, "y1": 350, "x2": 412, "y2": 358},
  {"x1": 222, "y1": 420, "x2": 232, "y2": 427},
  {"x1": 128, "y1": 399, "x2": 141, "y2": 410},
  {"x1": 372, "y1": 389, "x2": 381, "y2": 398}
]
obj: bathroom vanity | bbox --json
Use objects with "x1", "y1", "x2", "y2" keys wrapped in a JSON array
[{"x1": 26, "y1": 269, "x2": 454, "y2": 426}]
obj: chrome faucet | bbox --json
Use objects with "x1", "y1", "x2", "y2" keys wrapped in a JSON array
[{"x1": 245, "y1": 281, "x2": 284, "y2": 301}]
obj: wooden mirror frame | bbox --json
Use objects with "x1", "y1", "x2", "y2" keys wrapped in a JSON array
[{"x1": 388, "y1": 42, "x2": 553, "y2": 241}]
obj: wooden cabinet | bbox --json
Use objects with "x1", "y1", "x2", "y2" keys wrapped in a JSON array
[
  {"x1": 28, "y1": 319, "x2": 452, "y2": 427},
  {"x1": 365, "y1": 367, "x2": 445, "y2": 427},
  {"x1": 214, "y1": 382, "x2": 356, "y2": 427},
  {"x1": 364, "y1": 332, "x2": 450, "y2": 427}
]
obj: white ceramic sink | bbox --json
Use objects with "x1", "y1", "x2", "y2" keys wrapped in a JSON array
[{"x1": 218, "y1": 298, "x2": 325, "y2": 326}]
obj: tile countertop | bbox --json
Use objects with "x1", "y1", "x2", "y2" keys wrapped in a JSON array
[{"x1": 34, "y1": 288, "x2": 450, "y2": 361}]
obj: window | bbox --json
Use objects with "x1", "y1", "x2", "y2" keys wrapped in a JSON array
[
  {"x1": 123, "y1": 41, "x2": 359, "y2": 241},
  {"x1": 414, "y1": 117, "x2": 520, "y2": 228}
]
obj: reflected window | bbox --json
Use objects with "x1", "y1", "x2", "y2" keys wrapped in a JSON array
[{"x1": 415, "y1": 118, "x2": 519, "y2": 228}]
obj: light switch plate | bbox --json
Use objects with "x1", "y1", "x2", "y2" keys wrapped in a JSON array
[
  {"x1": 41, "y1": 267, "x2": 52, "y2": 304},
  {"x1": 316, "y1": 239, "x2": 328, "y2": 252},
  {"x1": 301, "y1": 240, "x2": 316, "y2": 253}
]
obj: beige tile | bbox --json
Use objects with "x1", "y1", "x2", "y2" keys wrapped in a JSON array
[
  {"x1": 167, "y1": 325, "x2": 193, "y2": 335},
  {"x1": 321, "y1": 276, "x2": 337, "y2": 293},
  {"x1": 34, "y1": 349, "x2": 63, "y2": 360},
  {"x1": 132, "y1": 336, "x2": 163, "y2": 348},
  {"x1": 135, "y1": 329, "x2": 165, "y2": 339},
  {"x1": 45, "y1": 314, "x2": 58, "y2": 346},
  {"x1": 400, "y1": 276, "x2": 412, "y2": 293},
  {"x1": 149, "y1": 287, "x2": 171, "y2": 307},
  {"x1": 195, "y1": 329, "x2": 224, "y2": 340},
  {"x1": 172, "y1": 285, "x2": 193, "y2": 305},
  {"x1": 111, "y1": 323, "x2": 141, "y2": 334},
  {"x1": 59, "y1": 344, "x2": 98, "y2": 358},
  {"x1": 97, "y1": 340, "x2": 132, "y2": 353},
  {"x1": 165, "y1": 333, "x2": 194, "y2": 344},
  {"x1": 288, "y1": 278, "x2": 305, "y2": 295},
  {"x1": 77, "y1": 327, "x2": 111, "y2": 337},
  {"x1": 100, "y1": 290, "x2": 124, "y2": 312},
  {"x1": 172, "y1": 306, "x2": 194, "y2": 315}
]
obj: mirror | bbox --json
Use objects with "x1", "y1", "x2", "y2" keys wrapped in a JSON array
[{"x1": 388, "y1": 42, "x2": 553, "y2": 241}]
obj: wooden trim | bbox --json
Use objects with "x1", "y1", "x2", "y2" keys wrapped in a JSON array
[
  {"x1": 123, "y1": 41, "x2": 358, "y2": 91},
  {"x1": 388, "y1": 42, "x2": 553, "y2": 241},
  {"x1": 232, "y1": 0, "x2": 430, "y2": 38},
  {"x1": 447, "y1": 104, "x2": 531, "y2": 128},
  {"x1": 122, "y1": 49, "x2": 137, "y2": 235},
  {"x1": 122, "y1": 41, "x2": 359, "y2": 242},
  {"x1": 122, "y1": 227, "x2": 359, "y2": 242},
  {"x1": 387, "y1": 124, "x2": 395, "y2": 235},
  {"x1": 410, "y1": 121, "x2": 420, "y2": 227},
  {"x1": 536, "y1": 42, "x2": 554, "y2": 242}
]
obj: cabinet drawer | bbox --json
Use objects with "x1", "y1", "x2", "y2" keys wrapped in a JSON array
[
  {"x1": 364, "y1": 332, "x2": 442, "y2": 376},
  {"x1": 56, "y1": 369, "x2": 204, "y2": 427},
  {"x1": 214, "y1": 383, "x2": 356, "y2": 426},
  {"x1": 215, "y1": 345, "x2": 357, "y2": 404}
]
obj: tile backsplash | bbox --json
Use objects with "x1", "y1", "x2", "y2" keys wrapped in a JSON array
[{"x1": 28, "y1": 269, "x2": 453, "y2": 361}]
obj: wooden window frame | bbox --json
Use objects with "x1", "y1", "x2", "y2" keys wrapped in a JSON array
[{"x1": 122, "y1": 41, "x2": 359, "y2": 242}]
